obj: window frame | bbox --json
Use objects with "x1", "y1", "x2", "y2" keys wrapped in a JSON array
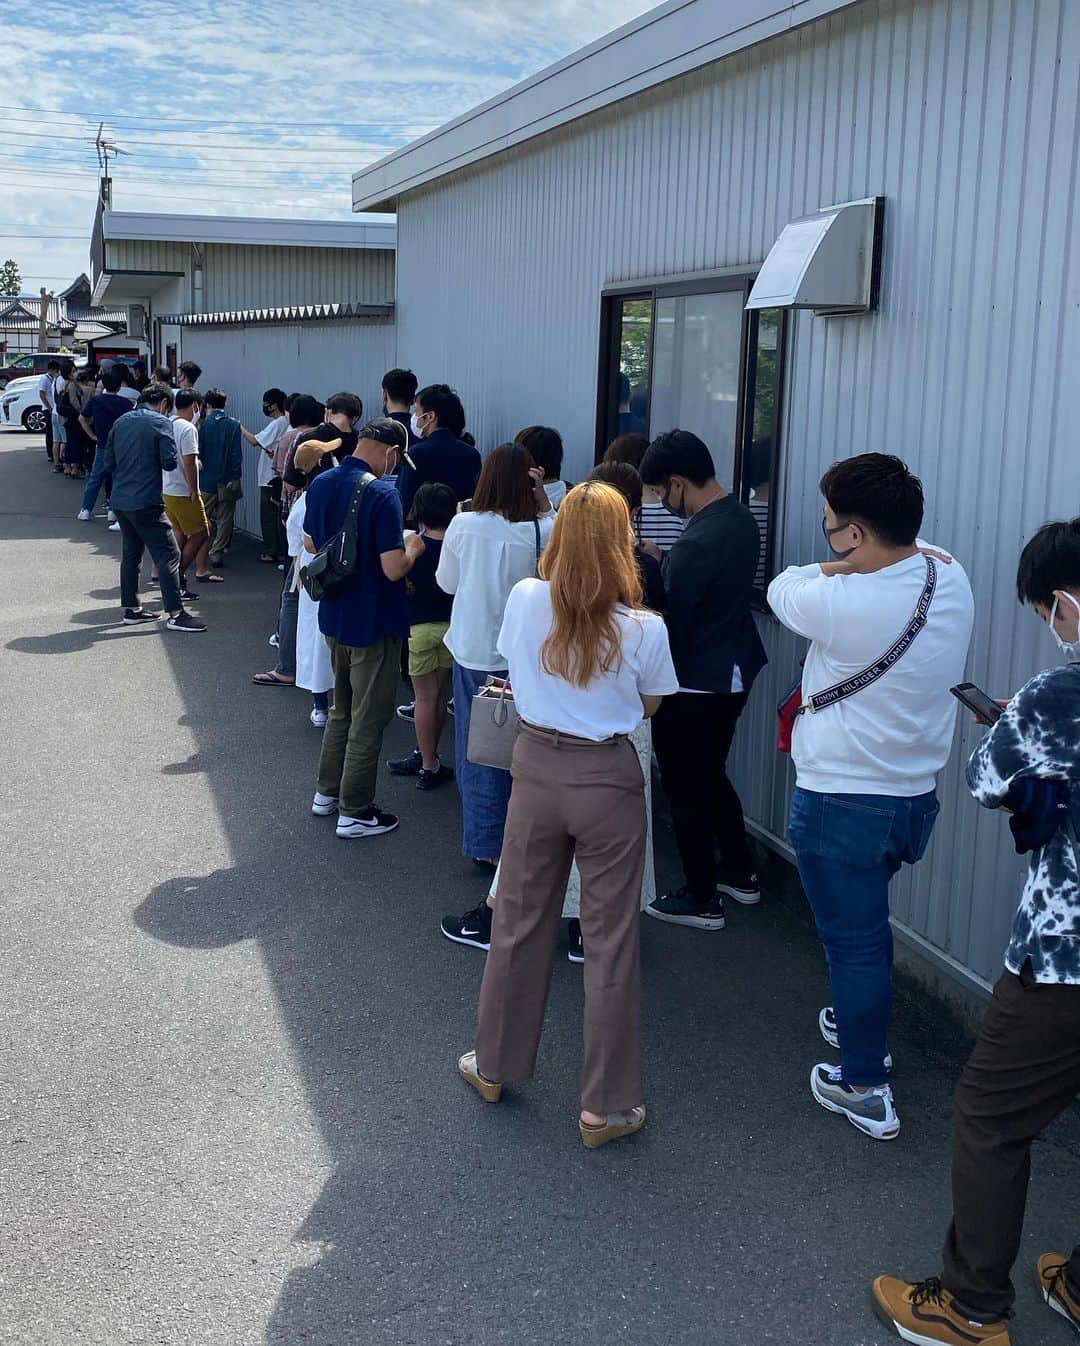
[{"x1": 595, "y1": 272, "x2": 787, "y2": 602}]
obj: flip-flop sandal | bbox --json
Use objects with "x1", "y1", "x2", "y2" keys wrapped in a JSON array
[
  {"x1": 195, "y1": 573, "x2": 224, "y2": 583},
  {"x1": 252, "y1": 671, "x2": 295, "y2": 687}
]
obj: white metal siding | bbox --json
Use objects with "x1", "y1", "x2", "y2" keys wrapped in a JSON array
[
  {"x1": 203, "y1": 245, "x2": 394, "y2": 311},
  {"x1": 392, "y1": 0, "x2": 1080, "y2": 986},
  {"x1": 177, "y1": 319, "x2": 396, "y2": 535}
]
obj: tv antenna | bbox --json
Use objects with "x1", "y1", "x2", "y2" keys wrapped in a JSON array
[{"x1": 93, "y1": 124, "x2": 129, "y2": 209}]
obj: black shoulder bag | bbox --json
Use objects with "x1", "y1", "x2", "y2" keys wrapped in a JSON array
[{"x1": 300, "y1": 472, "x2": 375, "y2": 602}]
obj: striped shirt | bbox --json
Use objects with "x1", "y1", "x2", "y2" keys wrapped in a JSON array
[{"x1": 636, "y1": 500, "x2": 686, "y2": 552}]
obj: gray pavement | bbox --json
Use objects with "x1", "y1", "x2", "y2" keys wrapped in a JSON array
[{"x1": 0, "y1": 431, "x2": 1076, "y2": 1346}]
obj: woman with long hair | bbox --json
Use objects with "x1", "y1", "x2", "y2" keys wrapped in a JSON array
[
  {"x1": 457, "y1": 482, "x2": 678, "y2": 1148},
  {"x1": 435, "y1": 441, "x2": 554, "y2": 874}
]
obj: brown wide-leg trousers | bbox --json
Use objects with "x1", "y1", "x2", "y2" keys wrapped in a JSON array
[{"x1": 475, "y1": 724, "x2": 647, "y2": 1116}]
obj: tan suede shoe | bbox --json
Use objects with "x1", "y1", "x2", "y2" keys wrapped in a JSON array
[
  {"x1": 1037, "y1": 1253, "x2": 1080, "y2": 1333},
  {"x1": 872, "y1": 1275, "x2": 1010, "y2": 1345}
]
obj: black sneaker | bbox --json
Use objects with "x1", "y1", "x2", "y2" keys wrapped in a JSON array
[
  {"x1": 387, "y1": 748, "x2": 423, "y2": 776},
  {"x1": 336, "y1": 807, "x2": 399, "y2": 839},
  {"x1": 567, "y1": 918, "x2": 584, "y2": 964},
  {"x1": 716, "y1": 870, "x2": 760, "y2": 905},
  {"x1": 417, "y1": 763, "x2": 454, "y2": 791},
  {"x1": 446, "y1": 698, "x2": 455, "y2": 717},
  {"x1": 167, "y1": 611, "x2": 207, "y2": 633},
  {"x1": 396, "y1": 701, "x2": 416, "y2": 722},
  {"x1": 645, "y1": 886, "x2": 726, "y2": 930},
  {"x1": 441, "y1": 901, "x2": 493, "y2": 951},
  {"x1": 123, "y1": 607, "x2": 161, "y2": 625},
  {"x1": 179, "y1": 587, "x2": 200, "y2": 602}
]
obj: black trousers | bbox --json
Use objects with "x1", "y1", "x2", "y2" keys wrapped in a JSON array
[
  {"x1": 115, "y1": 505, "x2": 182, "y2": 613},
  {"x1": 44, "y1": 410, "x2": 53, "y2": 460},
  {"x1": 260, "y1": 484, "x2": 283, "y2": 558},
  {"x1": 651, "y1": 690, "x2": 753, "y2": 902},
  {"x1": 943, "y1": 964, "x2": 1080, "y2": 1319}
]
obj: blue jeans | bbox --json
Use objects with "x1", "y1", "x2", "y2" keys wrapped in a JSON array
[
  {"x1": 81, "y1": 451, "x2": 112, "y2": 513},
  {"x1": 788, "y1": 787, "x2": 940, "y2": 1087},
  {"x1": 452, "y1": 661, "x2": 512, "y2": 860}
]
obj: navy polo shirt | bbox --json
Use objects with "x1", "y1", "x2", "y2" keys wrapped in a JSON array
[{"x1": 303, "y1": 456, "x2": 409, "y2": 648}]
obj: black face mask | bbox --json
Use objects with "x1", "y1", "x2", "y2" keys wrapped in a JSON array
[
  {"x1": 262, "y1": 403, "x2": 272, "y2": 416},
  {"x1": 822, "y1": 517, "x2": 857, "y2": 560},
  {"x1": 662, "y1": 480, "x2": 687, "y2": 520}
]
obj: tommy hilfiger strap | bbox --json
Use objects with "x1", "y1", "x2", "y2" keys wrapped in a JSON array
[{"x1": 800, "y1": 557, "x2": 938, "y2": 715}]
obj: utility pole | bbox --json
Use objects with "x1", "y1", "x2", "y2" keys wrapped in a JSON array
[{"x1": 37, "y1": 285, "x2": 52, "y2": 353}]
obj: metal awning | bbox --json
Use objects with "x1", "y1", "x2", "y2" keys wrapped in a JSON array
[{"x1": 747, "y1": 198, "x2": 884, "y2": 316}]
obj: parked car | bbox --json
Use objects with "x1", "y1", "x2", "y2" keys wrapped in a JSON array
[
  {"x1": 1, "y1": 377, "x2": 49, "y2": 433},
  {"x1": 0, "y1": 352, "x2": 57, "y2": 391}
]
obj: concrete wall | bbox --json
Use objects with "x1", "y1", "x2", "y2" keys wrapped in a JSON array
[{"x1": 388, "y1": 0, "x2": 1080, "y2": 991}]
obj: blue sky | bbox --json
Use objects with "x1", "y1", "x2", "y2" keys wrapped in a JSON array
[{"x1": 2, "y1": 0, "x2": 656, "y2": 295}]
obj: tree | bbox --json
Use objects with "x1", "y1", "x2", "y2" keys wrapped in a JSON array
[{"x1": 0, "y1": 259, "x2": 20, "y2": 296}]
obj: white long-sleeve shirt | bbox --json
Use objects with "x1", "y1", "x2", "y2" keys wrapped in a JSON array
[{"x1": 767, "y1": 550, "x2": 975, "y2": 796}]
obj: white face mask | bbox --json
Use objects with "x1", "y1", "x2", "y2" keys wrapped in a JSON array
[
  {"x1": 1048, "y1": 592, "x2": 1080, "y2": 662},
  {"x1": 410, "y1": 411, "x2": 426, "y2": 439}
]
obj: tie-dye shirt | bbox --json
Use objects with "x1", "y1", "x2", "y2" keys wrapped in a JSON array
[{"x1": 966, "y1": 663, "x2": 1080, "y2": 984}]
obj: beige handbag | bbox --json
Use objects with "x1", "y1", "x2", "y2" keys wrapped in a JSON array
[{"x1": 466, "y1": 678, "x2": 521, "y2": 771}]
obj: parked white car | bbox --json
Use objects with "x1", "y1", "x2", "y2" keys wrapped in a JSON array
[{"x1": 1, "y1": 376, "x2": 49, "y2": 434}]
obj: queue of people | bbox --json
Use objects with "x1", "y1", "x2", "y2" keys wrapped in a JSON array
[{"x1": 41, "y1": 357, "x2": 1078, "y2": 1345}]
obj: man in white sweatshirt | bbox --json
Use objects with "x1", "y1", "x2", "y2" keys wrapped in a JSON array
[{"x1": 768, "y1": 453, "x2": 974, "y2": 1142}]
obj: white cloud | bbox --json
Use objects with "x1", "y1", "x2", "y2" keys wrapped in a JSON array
[{"x1": 1, "y1": 0, "x2": 657, "y2": 290}]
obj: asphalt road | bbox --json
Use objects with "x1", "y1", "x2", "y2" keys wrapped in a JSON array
[{"x1": 1, "y1": 431, "x2": 1076, "y2": 1346}]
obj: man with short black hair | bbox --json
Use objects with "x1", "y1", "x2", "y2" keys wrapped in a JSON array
[
  {"x1": 196, "y1": 388, "x2": 243, "y2": 575},
  {"x1": 177, "y1": 361, "x2": 201, "y2": 391},
  {"x1": 77, "y1": 366, "x2": 132, "y2": 523},
  {"x1": 768, "y1": 452, "x2": 973, "y2": 1142},
  {"x1": 381, "y1": 368, "x2": 419, "y2": 445},
  {"x1": 40, "y1": 359, "x2": 60, "y2": 462},
  {"x1": 99, "y1": 384, "x2": 206, "y2": 633},
  {"x1": 397, "y1": 382, "x2": 481, "y2": 521},
  {"x1": 249, "y1": 387, "x2": 289, "y2": 562},
  {"x1": 639, "y1": 429, "x2": 767, "y2": 930},
  {"x1": 305, "y1": 418, "x2": 424, "y2": 839},
  {"x1": 873, "y1": 516, "x2": 1080, "y2": 1345},
  {"x1": 162, "y1": 390, "x2": 208, "y2": 600}
]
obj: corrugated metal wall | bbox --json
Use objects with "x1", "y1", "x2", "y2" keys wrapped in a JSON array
[
  {"x1": 104, "y1": 238, "x2": 190, "y2": 280},
  {"x1": 392, "y1": 0, "x2": 1080, "y2": 988},
  {"x1": 177, "y1": 318, "x2": 396, "y2": 535},
  {"x1": 203, "y1": 245, "x2": 394, "y2": 310}
]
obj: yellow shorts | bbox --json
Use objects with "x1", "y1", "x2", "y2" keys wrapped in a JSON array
[
  {"x1": 409, "y1": 621, "x2": 453, "y2": 677},
  {"x1": 164, "y1": 493, "x2": 209, "y2": 537}
]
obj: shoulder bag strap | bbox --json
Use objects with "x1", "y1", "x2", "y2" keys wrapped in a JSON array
[
  {"x1": 533, "y1": 516, "x2": 542, "y2": 575},
  {"x1": 802, "y1": 557, "x2": 937, "y2": 715},
  {"x1": 333, "y1": 471, "x2": 376, "y2": 566}
]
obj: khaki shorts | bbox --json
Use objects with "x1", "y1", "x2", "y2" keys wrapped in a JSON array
[
  {"x1": 164, "y1": 493, "x2": 210, "y2": 537},
  {"x1": 408, "y1": 621, "x2": 453, "y2": 677}
]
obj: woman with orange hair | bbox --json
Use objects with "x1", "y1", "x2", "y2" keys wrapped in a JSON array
[{"x1": 457, "y1": 481, "x2": 678, "y2": 1148}]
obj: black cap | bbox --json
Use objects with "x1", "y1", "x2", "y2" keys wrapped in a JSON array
[{"x1": 358, "y1": 417, "x2": 407, "y2": 450}]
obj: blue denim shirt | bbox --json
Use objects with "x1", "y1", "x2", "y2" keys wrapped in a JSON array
[
  {"x1": 100, "y1": 405, "x2": 177, "y2": 511},
  {"x1": 966, "y1": 663, "x2": 1080, "y2": 984}
]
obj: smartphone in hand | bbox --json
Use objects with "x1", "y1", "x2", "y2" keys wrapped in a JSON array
[{"x1": 950, "y1": 682, "x2": 1004, "y2": 726}]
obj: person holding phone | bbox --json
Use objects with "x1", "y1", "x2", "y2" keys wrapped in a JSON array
[
  {"x1": 874, "y1": 517, "x2": 1080, "y2": 1345},
  {"x1": 767, "y1": 454, "x2": 974, "y2": 1142}
]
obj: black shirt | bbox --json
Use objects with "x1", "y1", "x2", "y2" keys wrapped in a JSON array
[
  {"x1": 661, "y1": 494, "x2": 767, "y2": 693},
  {"x1": 407, "y1": 535, "x2": 453, "y2": 626},
  {"x1": 396, "y1": 427, "x2": 482, "y2": 521},
  {"x1": 636, "y1": 545, "x2": 666, "y2": 613}
]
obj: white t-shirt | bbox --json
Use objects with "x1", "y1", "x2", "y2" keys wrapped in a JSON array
[
  {"x1": 497, "y1": 578, "x2": 679, "y2": 740},
  {"x1": 767, "y1": 548, "x2": 975, "y2": 796},
  {"x1": 38, "y1": 373, "x2": 55, "y2": 409},
  {"x1": 255, "y1": 415, "x2": 289, "y2": 487},
  {"x1": 436, "y1": 510, "x2": 556, "y2": 671},
  {"x1": 163, "y1": 418, "x2": 199, "y2": 496}
]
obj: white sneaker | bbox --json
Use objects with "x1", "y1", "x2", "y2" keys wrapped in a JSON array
[
  {"x1": 819, "y1": 1007, "x2": 894, "y2": 1071},
  {"x1": 107, "y1": 508, "x2": 117, "y2": 523},
  {"x1": 310, "y1": 707, "x2": 328, "y2": 728},
  {"x1": 810, "y1": 1063, "x2": 900, "y2": 1141},
  {"x1": 108, "y1": 521, "x2": 120, "y2": 532},
  {"x1": 311, "y1": 792, "x2": 339, "y2": 816},
  {"x1": 336, "y1": 807, "x2": 399, "y2": 839},
  {"x1": 76, "y1": 508, "x2": 91, "y2": 521}
]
